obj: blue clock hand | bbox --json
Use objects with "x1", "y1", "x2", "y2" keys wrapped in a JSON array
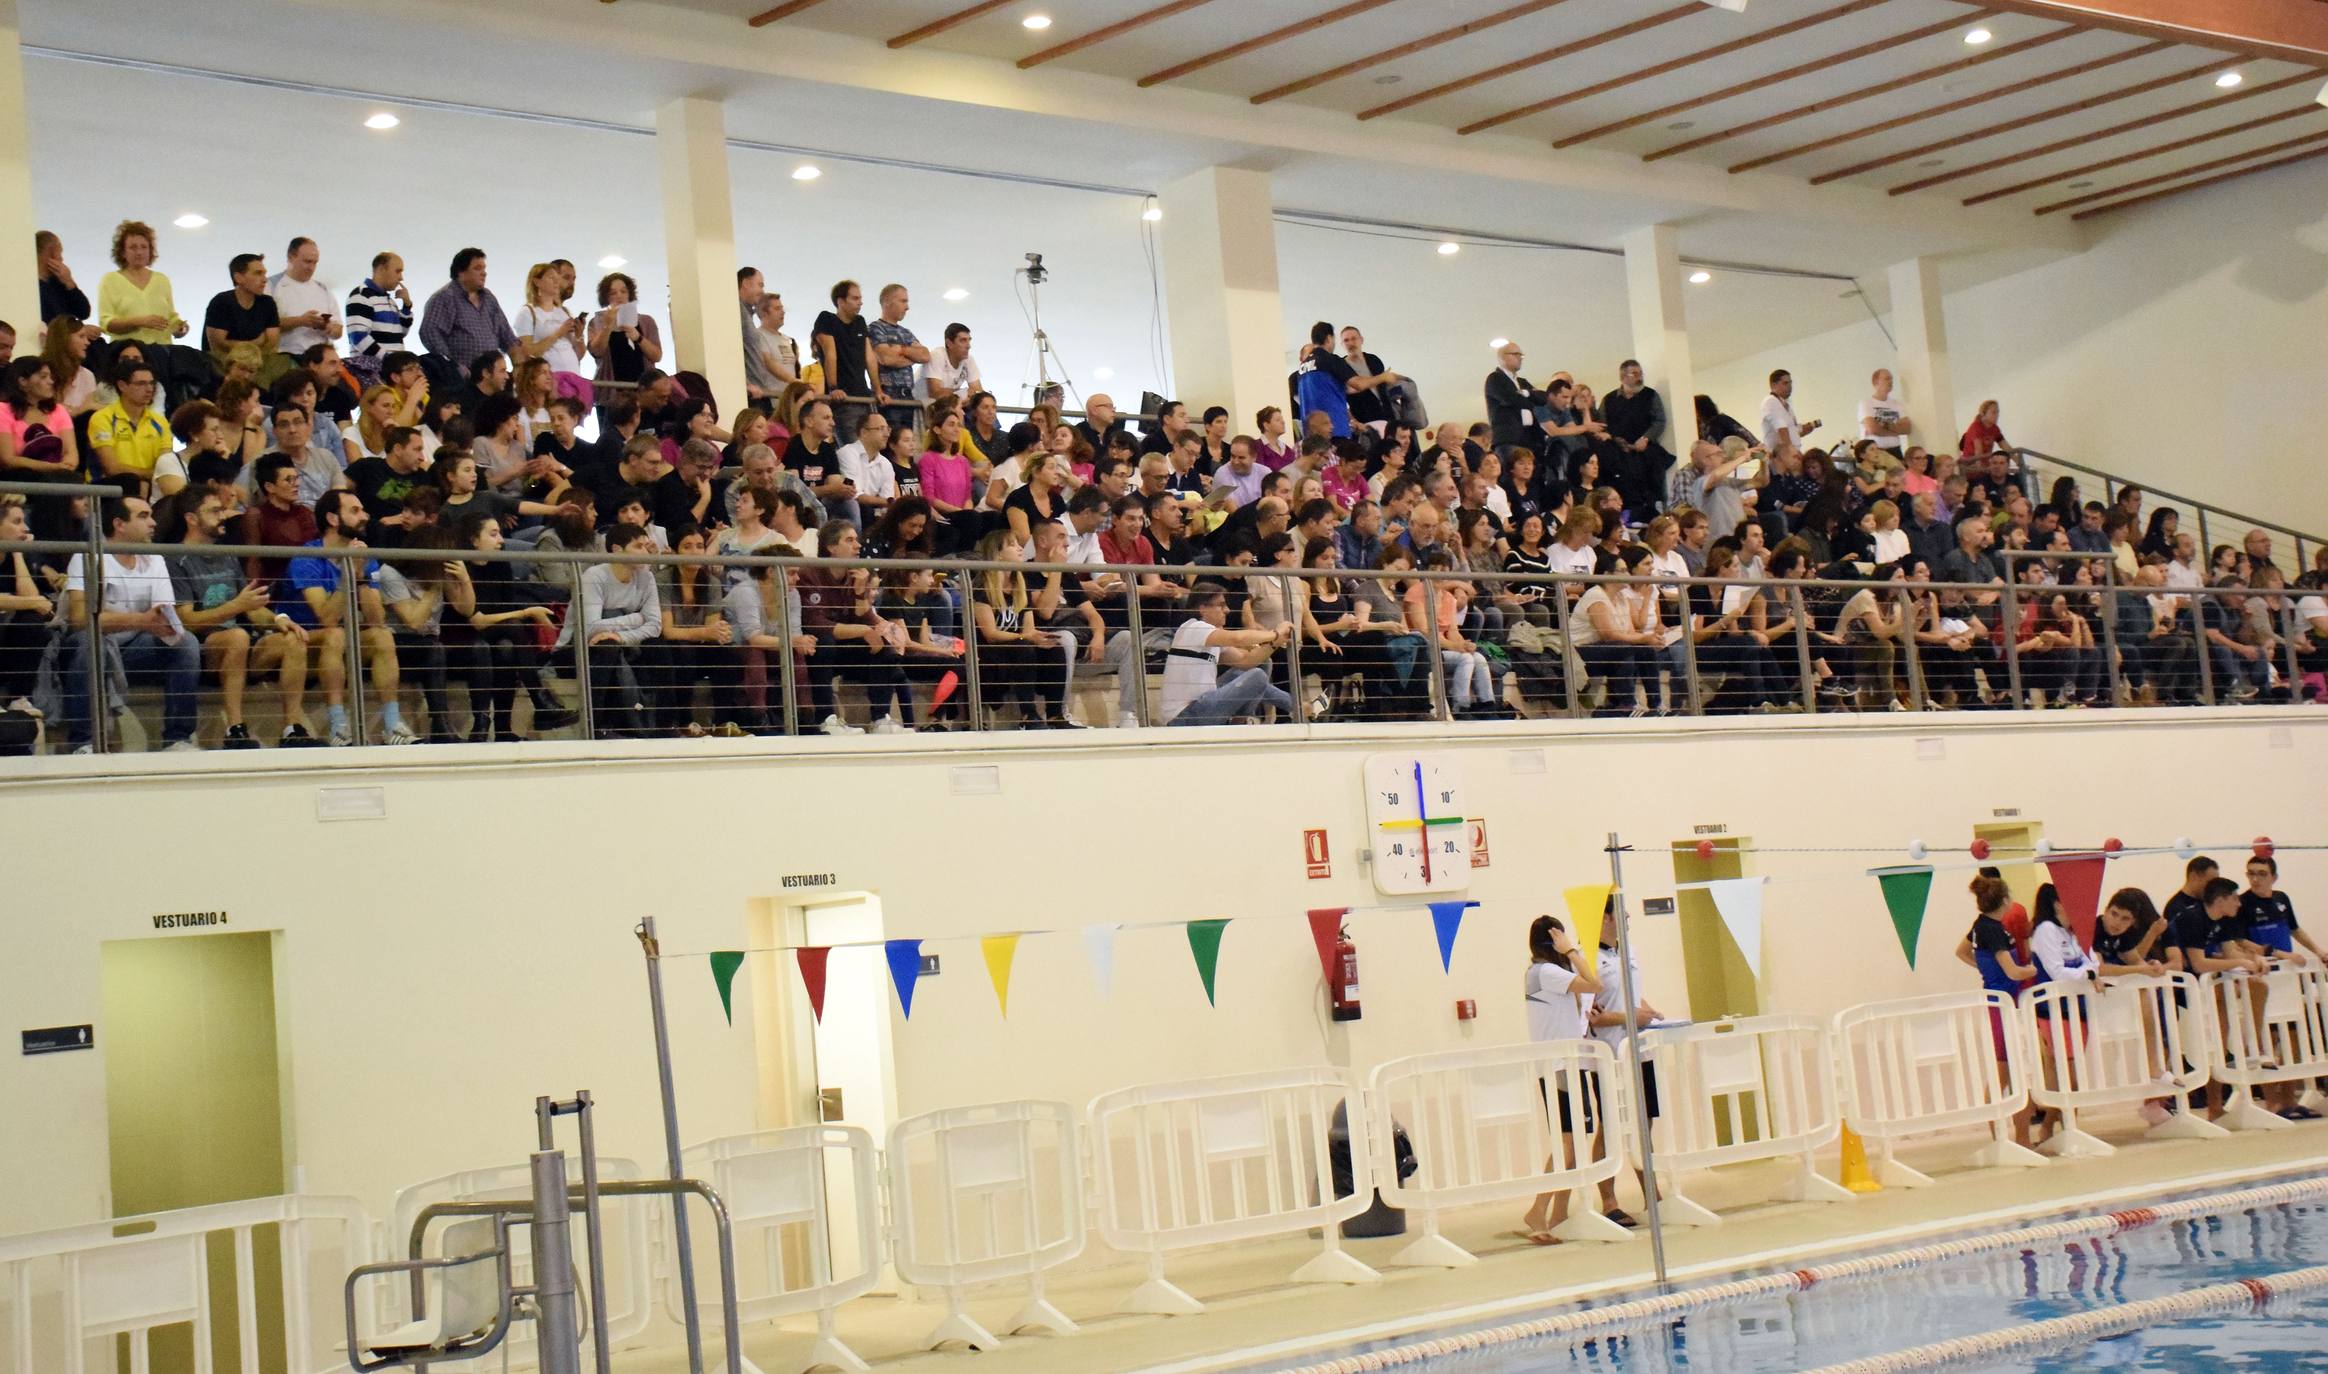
[{"x1": 1413, "y1": 760, "x2": 1432, "y2": 884}]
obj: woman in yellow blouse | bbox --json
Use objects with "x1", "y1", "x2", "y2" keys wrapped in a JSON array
[{"x1": 95, "y1": 220, "x2": 189, "y2": 346}]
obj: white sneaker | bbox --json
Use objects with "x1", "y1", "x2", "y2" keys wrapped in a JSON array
[
  {"x1": 71, "y1": 743, "x2": 93, "y2": 755},
  {"x1": 1306, "y1": 694, "x2": 1331, "y2": 720},
  {"x1": 381, "y1": 724, "x2": 418, "y2": 745},
  {"x1": 868, "y1": 716, "x2": 907, "y2": 736},
  {"x1": 1116, "y1": 712, "x2": 1141, "y2": 729},
  {"x1": 163, "y1": 739, "x2": 202, "y2": 753},
  {"x1": 818, "y1": 714, "x2": 864, "y2": 736},
  {"x1": 329, "y1": 719, "x2": 353, "y2": 747}
]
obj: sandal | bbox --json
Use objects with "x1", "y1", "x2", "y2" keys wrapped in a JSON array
[
  {"x1": 2281, "y1": 1105, "x2": 2321, "y2": 1121},
  {"x1": 1604, "y1": 1208, "x2": 1637, "y2": 1227}
]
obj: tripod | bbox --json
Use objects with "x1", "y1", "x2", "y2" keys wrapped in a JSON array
[{"x1": 1017, "y1": 254, "x2": 1077, "y2": 411}]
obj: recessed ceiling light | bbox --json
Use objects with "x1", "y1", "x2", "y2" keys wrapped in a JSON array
[
  {"x1": 1093, "y1": 367, "x2": 1116, "y2": 380},
  {"x1": 172, "y1": 213, "x2": 208, "y2": 229},
  {"x1": 1142, "y1": 202, "x2": 1163, "y2": 222},
  {"x1": 1437, "y1": 241, "x2": 1461, "y2": 256},
  {"x1": 1489, "y1": 337, "x2": 1510, "y2": 349},
  {"x1": 1667, "y1": 120, "x2": 1696, "y2": 131},
  {"x1": 1022, "y1": 13, "x2": 1052, "y2": 29},
  {"x1": 363, "y1": 111, "x2": 400, "y2": 130},
  {"x1": 597, "y1": 255, "x2": 627, "y2": 269},
  {"x1": 1917, "y1": 157, "x2": 1945, "y2": 168},
  {"x1": 2066, "y1": 180, "x2": 2093, "y2": 190},
  {"x1": 1963, "y1": 27, "x2": 1992, "y2": 45},
  {"x1": 2215, "y1": 70, "x2": 2244, "y2": 89},
  {"x1": 1373, "y1": 74, "x2": 1402, "y2": 85},
  {"x1": 1688, "y1": 270, "x2": 1713, "y2": 285},
  {"x1": 942, "y1": 288, "x2": 969, "y2": 302}
]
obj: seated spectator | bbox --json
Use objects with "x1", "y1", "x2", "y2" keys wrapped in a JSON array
[
  {"x1": 1, "y1": 355, "x2": 83, "y2": 539},
  {"x1": 794, "y1": 520, "x2": 907, "y2": 734},
  {"x1": 1569, "y1": 543, "x2": 1662, "y2": 717},
  {"x1": 240, "y1": 453, "x2": 317, "y2": 586},
  {"x1": 876, "y1": 565, "x2": 964, "y2": 729},
  {"x1": 1682, "y1": 543, "x2": 1783, "y2": 713},
  {"x1": 1027, "y1": 518, "x2": 1107, "y2": 725},
  {"x1": 1823, "y1": 559, "x2": 1911, "y2": 708},
  {"x1": 0, "y1": 497, "x2": 49, "y2": 715},
  {"x1": 1904, "y1": 555, "x2": 1982, "y2": 707},
  {"x1": 1158, "y1": 584, "x2": 1296, "y2": 725},
  {"x1": 375, "y1": 529, "x2": 461, "y2": 741},
  {"x1": 653, "y1": 438, "x2": 727, "y2": 536},
  {"x1": 1405, "y1": 546, "x2": 1499, "y2": 717},
  {"x1": 343, "y1": 424, "x2": 433, "y2": 545},
  {"x1": 204, "y1": 253, "x2": 289, "y2": 386},
  {"x1": 785, "y1": 398, "x2": 856, "y2": 526},
  {"x1": 257, "y1": 399, "x2": 344, "y2": 508},
  {"x1": 61, "y1": 495, "x2": 200, "y2": 752},
  {"x1": 88, "y1": 355, "x2": 172, "y2": 481},
  {"x1": 446, "y1": 513, "x2": 570, "y2": 741},
  {"x1": 971, "y1": 527, "x2": 1069, "y2": 728},
  {"x1": 511, "y1": 358, "x2": 559, "y2": 446},
  {"x1": 836, "y1": 410, "x2": 898, "y2": 524},
  {"x1": 2201, "y1": 575, "x2": 2272, "y2": 701},
  {"x1": 722, "y1": 548, "x2": 808, "y2": 733},
  {"x1": 568, "y1": 521, "x2": 662, "y2": 735},
  {"x1": 287, "y1": 490, "x2": 409, "y2": 745},
  {"x1": 646, "y1": 523, "x2": 735, "y2": 736}
]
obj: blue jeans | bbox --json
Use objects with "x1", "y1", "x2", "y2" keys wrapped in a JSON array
[
  {"x1": 2209, "y1": 644, "x2": 2272, "y2": 695},
  {"x1": 66, "y1": 630, "x2": 199, "y2": 746},
  {"x1": 1168, "y1": 668, "x2": 1292, "y2": 726}
]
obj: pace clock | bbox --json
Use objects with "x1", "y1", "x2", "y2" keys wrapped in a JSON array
[{"x1": 1362, "y1": 752, "x2": 1472, "y2": 895}]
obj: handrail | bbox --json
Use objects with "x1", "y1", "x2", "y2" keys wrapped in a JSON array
[{"x1": 2018, "y1": 447, "x2": 2322, "y2": 571}]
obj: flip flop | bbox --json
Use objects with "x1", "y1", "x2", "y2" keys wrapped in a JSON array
[
  {"x1": 1604, "y1": 1209, "x2": 1638, "y2": 1227},
  {"x1": 2281, "y1": 1105, "x2": 2320, "y2": 1121}
]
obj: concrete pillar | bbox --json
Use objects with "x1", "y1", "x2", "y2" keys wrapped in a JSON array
[
  {"x1": 1887, "y1": 256, "x2": 1958, "y2": 452},
  {"x1": 655, "y1": 96, "x2": 746, "y2": 413},
  {"x1": 1157, "y1": 166, "x2": 1283, "y2": 431},
  {"x1": 0, "y1": 0, "x2": 39, "y2": 339},
  {"x1": 1621, "y1": 223, "x2": 1696, "y2": 452}
]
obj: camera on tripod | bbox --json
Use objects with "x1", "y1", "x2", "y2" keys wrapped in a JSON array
[{"x1": 1023, "y1": 251, "x2": 1048, "y2": 285}]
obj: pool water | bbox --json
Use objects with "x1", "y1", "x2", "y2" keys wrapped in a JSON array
[{"x1": 1266, "y1": 1198, "x2": 2328, "y2": 1373}]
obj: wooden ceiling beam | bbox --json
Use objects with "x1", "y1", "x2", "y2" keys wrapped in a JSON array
[
  {"x1": 1981, "y1": 0, "x2": 2328, "y2": 65},
  {"x1": 1889, "y1": 67, "x2": 2316, "y2": 192},
  {"x1": 1460, "y1": 0, "x2": 1884, "y2": 137},
  {"x1": 888, "y1": 0, "x2": 1018, "y2": 49},
  {"x1": 2069, "y1": 140, "x2": 2328, "y2": 219},
  {"x1": 1731, "y1": 38, "x2": 2171, "y2": 174},
  {"x1": 2034, "y1": 125, "x2": 2328, "y2": 211},
  {"x1": 1020, "y1": 0, "x2": 1223, "y2": 69},
  {"x1": 747, "y1": 0, "x2": 829, "y2": 25},
  {"x1": 1138, "y1": 0, "x2": 1401, "y2": 87},
  {"x1": 1360, "y1": 2, "x2": 1701, "y2": 120},
  {"x1": 1810, "y1": 52, "x2": 2213, "y2": 183},
  {"x1": 1553, "y1": 9, "x2": 1995, "y2": 149},
  {"x1": 1646, "y1": 24, "x2": 2078, "y2": 163},
  {"x1": 1966, "y1": 100, "x2": 2326, "y2": 202},
  {"x1": 1250, "y1": 0, "x2": 1573, "y2": 106}
]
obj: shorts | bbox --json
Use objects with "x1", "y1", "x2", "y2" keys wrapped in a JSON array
[{"x1": 1544, "y1": 1076, "x2": 1601, "y2": 1135}]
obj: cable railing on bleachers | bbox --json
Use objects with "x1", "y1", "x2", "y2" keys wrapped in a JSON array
[{"x1": 2019, "y1": 447, "x2": 2323, "y2": 581}]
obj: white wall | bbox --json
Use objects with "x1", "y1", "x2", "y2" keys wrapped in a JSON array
[
  {"x1": 6, "y1": 713, "x2": 2321, "y2": 1235},
  {"x1": 1699, "y1": 159, "x2": 2328, "y2": 538}
]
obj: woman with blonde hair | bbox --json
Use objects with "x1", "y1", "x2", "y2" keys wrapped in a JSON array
[
  {"x1": 972, "y1": 526, "x2": 1062, "y2": 727},
  {"x1": 344, "y1": 384, "x2": 402, "y2": 465},
  {"x1": 96, "y1": 220, "x2": 187, "y2": 346},
  {"x1": 512, "y1": 262, "x2": 584, "y2": 378}
]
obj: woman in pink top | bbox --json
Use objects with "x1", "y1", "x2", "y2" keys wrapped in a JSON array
[
  {"x1": 1, "y1": 357, "x2": 84, "y2": 540},
  {"x1": 919, "y1": 403, "x2": 975, "y2": 552},
  {"x1": 1900, "y1": 445, "x2": 1941, "y2": 498}
]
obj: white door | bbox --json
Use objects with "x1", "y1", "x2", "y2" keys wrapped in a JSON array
[{"x1": 800, "y1": 894, "x2": 897, "y2": 1286}]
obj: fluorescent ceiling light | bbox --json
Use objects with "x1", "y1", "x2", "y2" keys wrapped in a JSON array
[
  {"x1": 2215, "y1": 70, "x2": 2244, "y2": 89},
  {"x1": 792, "y1": 164, "x2": 822, "y2": 181},
  {"x1": 597, "y1": 255, "x2": 626, "y2": 269},
  {"x1": 1963, "y1": 27, "x2": 1991, "y2": 45},
  {"x1": 942, "y1": 288, "x2": 969, "y2": 302},
  {"x1": 1022, "y1": 13, "x2": 1052, "y2": 29},
  {"x1": 172, "y1": 213, "x2": 208, "y2": 229},
  {"x1": 1489, "y1": 337, "x2": 1510, "y2": 349},
  {"x1": 1688, "y1": 270, "x2": 1713, "y2": 285},
  {"x1": 364, "y1": 111, "x2": 400, "y2": 130},
  {"x1": 1437, "y1": 241, "x2": 1461, "y2": 256}
]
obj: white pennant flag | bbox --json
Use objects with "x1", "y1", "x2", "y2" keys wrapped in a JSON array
[
  {"x1": 1082, "y1": 924, "x2": 1120, "y2": 1000},
  {"x1": 1705, "y1": 877, "x2": 1766, "y2": 980}
]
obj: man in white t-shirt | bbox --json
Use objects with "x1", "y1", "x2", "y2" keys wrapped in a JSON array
[
  {"x1": 268, "y1": 236, "x2": 342, "y2": 360},
  {"x1": 1157, "y1": 585, "x2": 1297, "y2": 726},
  {"x1": 1858, "y1": 368, "x2": 1910, "y2": 454},
  {"x1": 1758, "y1": 368, "x2": 1820, "y2": 453},
  {"x1": 925, "y1": 323, "x2": 980, "y2": 404},
  {"x1": 61, "y1": 495, "x2": 200, "y2": 752},
  {"x1": 834, "y1": 410, "x2": 897, "y2": 524}
]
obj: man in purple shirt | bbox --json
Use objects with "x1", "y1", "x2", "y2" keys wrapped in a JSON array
[{"x1": 418, "y1": 247, "x2": 519, "y2": 376}]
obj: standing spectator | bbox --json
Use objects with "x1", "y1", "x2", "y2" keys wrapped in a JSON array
[
  {"x1": 419, "y1": 248, "x2": 523, "y2": 378},
  {"x1": 1600, "y1": 360, "x2": 1672, "y2": 515},
  {"x1": 268, "y1": 237, "x2": 341, "y2": 366},
  {"x1": 812, "y1": 279, "x2": 878, "y2": 439},
  {"x1": 1758, "y1": 369, "x2": 1821, "y2": 452},
  {"x1": 96, "y1": 220, "x2": 189, "y2": 349},
  {"x1": 1859, "y1": 368, "x2": 1910, "y2": 454},
  {"x1": 288, "y1": 490, "x2": 411, "y2": 745},
  {"x1": 36, "y1": 230, "x2": 90, "y2": 325},
  {"x1": 1292, "y1": 323, "x2": 1358, "y2": 439},
  {"x1": 342, "y1": 251, "x2": 413, "y2": 385},
  {"x1": 925, "y1": 322, "x2": 978, "y2": 405},
  {"x1": 589, "y1": 271, "x2": 663, "y2": 389},
  {"x1": 741, "y1": 291, "x2": 798, "y2": 408},
  {"x1": 511, "y1": 263, "x2": 585, "y2": 380},
  {"x1": 204, "y1": 252, "x2": 287, "y2": 386},
  {"x1": 737, "y1": 266, "x2": 764, "y2": 385},
  {"x1": 62, "y1": 496, "x2": 200, "y2": 752},
  {"x1": 1485, "y1": 341, "x2": 1547, "y2": 458},
  {"x1": 1338, "y1": 325, "x2": 1400, "y2": 432}
]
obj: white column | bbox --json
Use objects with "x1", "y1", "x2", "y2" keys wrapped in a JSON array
[
  {"x1": 1157, "y1": 166, "x2": 1283, "y2": 431},
  {"x1": 1887, "y1": 256, "x2": 1958, "y2": 452},
  {"x1": 0, "y1": 0, "x2": 38, "y2": 338},
  {"x1": 1621, "y1": 223, "x2": 1696, "y2": 452},
  {"x1": 655, "y1": 96, "x2": 745, "y2": 413}
]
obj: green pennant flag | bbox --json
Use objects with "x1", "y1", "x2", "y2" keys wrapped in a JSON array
[
  {"x1": 1873, "y1": 867, "x2": 1935, "y2": 970},
  {"x1": 709, "y1": 951, "x2": 746, "y2": 1026},
  {"x1": 1186, "y1": 919, "x2": 1230, "y2": 1006}
]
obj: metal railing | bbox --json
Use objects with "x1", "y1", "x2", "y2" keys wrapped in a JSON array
[
  {"x1": 1, "y1": 526, "x2": 2318, "y2": 758},
  {"x1": 2019, "y1": 448, "x2": 2323, "y2": 582}
]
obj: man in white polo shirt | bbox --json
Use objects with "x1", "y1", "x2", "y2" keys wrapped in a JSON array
[
  {"x1": 62, "y1": 495, "x2": 200, "y2": 752},
  {"x1": 1858, "y1": 367, "x2": 1910, "y2": 455},
  {"x1": 1758, "y1": 368, "x2": 1821, "y2": 454}
]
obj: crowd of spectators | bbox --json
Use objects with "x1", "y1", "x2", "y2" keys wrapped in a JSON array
[{"x1": 2, "y1": 225, "x2": 2322, "y2": 752}]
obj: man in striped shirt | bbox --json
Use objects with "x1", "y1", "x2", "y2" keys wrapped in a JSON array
[{"x1": 343, "y1": 250, "x2": 413, "y2": 387}]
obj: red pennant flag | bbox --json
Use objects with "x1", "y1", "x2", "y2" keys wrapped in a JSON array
[
  {"x1": 795, "y1": 946, "x2": 831, "y2": 1023},
  {"x1": 2044, "y1": 854, "x2": 2109, "y2": 951},
  {"x1": 1307, "y1": 908, "x2": 1347, "y2": 987}
]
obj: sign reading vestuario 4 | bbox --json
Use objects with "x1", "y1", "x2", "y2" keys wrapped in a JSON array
[{"x1": 153, "y1": 910, "x2": 229, "y2": 930}]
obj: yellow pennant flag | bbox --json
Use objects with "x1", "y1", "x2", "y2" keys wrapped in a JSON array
[
  {"x1": 1563, "y1": 884, "x2": 1614, "y2": 975},
  {"x1": 981, "y1": 933, "x2": 1022, "y2": 1017}
]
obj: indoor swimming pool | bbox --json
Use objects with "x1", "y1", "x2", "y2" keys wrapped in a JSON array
[{"x1": 1260, "y1": 1187, "x2": 2328, "y2": 1373}]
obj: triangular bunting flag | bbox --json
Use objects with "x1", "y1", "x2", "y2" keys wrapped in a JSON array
[
  {"x1": 2044, "y1": 853, "x2": 2108, "y2": 952},
  {"x1": 709, "y1": 951, "x2": 745, "y2": 1026},
  {"x1": 1082, "y1": 924, "x2": 1119, "y2": 999},
  {"x1": 1705, "y1": 878, "x2": 1765, "y2": 979},
  {"x1": 1874, "y1": 866, "x2": 1936, "y2": 970},
  {"x1": 1186, "y1": 919, "x2": 1230, "y2": 1006},
  {"x1": 885, "y1": 938, "x2": 926, "y2": 1018},
  {"x1": 981, "y1": 934, "x2": 1021, "y2": 1017},
  {"x1": 1306, "y1": 908, "x2": 1348, "y2": 986},
  {"x1": 1428, "y1": 900, "x2": 1475, "y2": 973},
  {"x1": 794, "y1": 947, "x2": 831, "y2": 1024},
  {"x1": 1563, "y1": 884, "x2": 1613, "y2": 975}
]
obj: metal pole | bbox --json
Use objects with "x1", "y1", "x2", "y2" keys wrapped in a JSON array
[
  {"x1": 961, "y1": 578, "x2": 984, "y2": 730},
  {"x1": 1789, "y1": 588, "x2": 1815, "y2": 712},
  {"x1": 1125, "y1": 580, "x2": 1151, "y2": 727},
  {"x1": 2280, "y1": 601, "x2": 2305, "y2": 702},
  {"x1": 1282, "y1": 570, "x2": 1307, "y2": 725},
  {"x1": 81, "y1": 500, "x2": 107, "y2": 754},
  {"x1": 573, "y1": 573, "x2": 596, "y2": 741},
  {"x1": 1420, "y1": 575, "x2": 1452, "y2": 721},
  {"x1": 2197, "y1": 508, "x2": 2212, "y2": 567},
  {"x1": 635, "y1": 917, "x2": 707, "y2": 1374},
  {"x1": 772, "y1": 571, "x2": 802, "y2": 736},
  {"x1": 574, "y1": 1095, "x2": 613, "y2": 1374},
  {"x1": 2000, "y1": 574, "x2": 2023, "y2": 708},
  {"x1": 1605, "y1": 832, "x2": 1667, "y2": 1290},
  {"x1": 529, "y1": 1150, "x2": 582, "y2": 1374},
  {"x1": 1552, "y1": 579, "x2": 1581, "y2": 718},
  {"x1": 1677, "y1": 600, "x2": 1704, "y2": 718},
  {"x1": 2097, "y1": 570, "x2": 2124, "y2": 708},
  {"x1": 1896, "y1": 585, "x2": 1927, "y2": 712},
  {"x1": 2192, "y1": 587, "x2": 2216, "y2": 705},
  {"x1": 340, "y1": 552, "x2": 368, "y2": 746}
]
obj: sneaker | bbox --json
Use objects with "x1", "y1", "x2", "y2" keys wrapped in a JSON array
[
  {"x1": 281, "y1": 722, "x2": 319, "y2": 747},
  {"x1": 381, "y1": 724, "x2": 418, "y2": 745},
  {"x1": 868, "y1": 715, "x2": 907, "y2": 736},
  {"x1": 6, "y1": 696, "x2": 40, "y2": 719},
  {"x1": 329, "y1": 718, "x2": 352, "y2": 747},
  {"x1": 2228, "y1": 683, "x2": 2260, "y2": 702},
  {"x1": 222, "y1": 724, "x2": 260, "y2": 750},
  {"x1": 1306, "y1": 694, "x2": 1331, "y2": 721},
  {"x1": 1116, "y1": 712, "x2": 1141, "y2": 729},
  {"x1": 71, "y1": 743, "x2": 92, "y2": 755},
  {"x1": 164, "y1": 739, "x2": 201, "y2": 753},
  {"x1": 818, "y1": 714, "x2": 864, "y2": 736}
]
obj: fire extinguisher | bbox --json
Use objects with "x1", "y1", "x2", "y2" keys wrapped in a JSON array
[{"x1": 1328, "y1": 925, "x2": 1361, "y2": 1022}]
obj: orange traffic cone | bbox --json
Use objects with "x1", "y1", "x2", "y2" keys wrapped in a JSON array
[{"x1": 1839, "y1": 1123, "x2": 1883, "y2": 1194}]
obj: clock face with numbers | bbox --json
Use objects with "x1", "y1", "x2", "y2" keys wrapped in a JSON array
[{"x1": 1363, "y1": 752, "x2": 1473, "y2": 895}]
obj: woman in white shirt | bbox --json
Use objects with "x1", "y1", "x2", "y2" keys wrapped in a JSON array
[
  {"x1": 512, "y1": 263, "x2": 583, "y2": 377},
  {"x1": 1868, "y1": 498, "x2": 1911, "y2": 564},
  {"x1": 1571, "y1": 544, "x2": 1662, "y2": 717},
  {"x1": 1520, "y1": 914, "x2": 1605, "y2": 1245}
]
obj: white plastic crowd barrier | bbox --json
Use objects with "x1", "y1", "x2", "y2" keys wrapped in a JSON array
[
  {"x1": 675, "y1": 1127, "x2": 881, "y2": 1374},
  {"x1": 2023, "y1": 972, "x2": 2228, "y2": 1157},
  {"x1": 1368, "y1": 1039, "x2": 1637, "y2": 1267},
  {"x1": 0, "y1": 1194, "x2": 373, "y2": 1374},
  {"x1": 886, "y1": 1100, "x2": 1085, "y2": 1351},
  {"x1": 1086, "y1": 1066, "x2": 1380, "y2": 1315},
  {"x1": 1832, "y1": 990, "x2": 2047, "y2": 1186},
  {"x1": 388, "y1": 1156, "x2": 652, "y2": 1369},
  {"x1": 2206, "y1": 966, "x2": 2328, "y2": 1131},
  {"x1": 1632, "y1": 1015, "x2": 1853, "y2": 1224}
]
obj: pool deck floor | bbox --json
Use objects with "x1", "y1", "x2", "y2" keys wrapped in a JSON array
[{"x1": 624, "y1": 1115, "x2": 2328, "y2": 1374}]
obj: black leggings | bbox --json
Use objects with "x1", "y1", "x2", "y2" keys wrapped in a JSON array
[
  {"x1": 975, "y1": 638, "x2": 1059, "y2": 719},
  {"x1": 0, "y1": 613, "x2": 45, "y2": 702},
  {"x1": 806, "y1": 639, "x2": 908, "y2": 722},
  {"x1": 393, "y1": 632, "x2": 450, "y2": 732},
  {"x1": 452, "y1": 633, "x2": 529, "y2": 735}
]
